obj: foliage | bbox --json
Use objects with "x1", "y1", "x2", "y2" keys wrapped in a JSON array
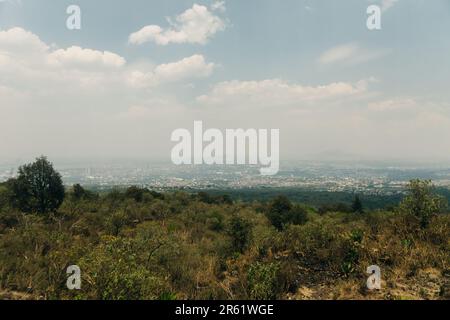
[
  {"x1": 7, "y1": 156, "x2": 65, "y2": 214},
  {"x1": 0, "y1": 168, "x2": 448, "y2": 300},
  {"x1": 228, "y1": 215, "x2": 252, "y2": 253},
  {"x1": 266, "y1": 196, "x2": 308, "y2": 230},
  {"x1": 399, "y1": 180, "x2": 447, "y2": 228},
  {"x1": 247, "y1": 262, "x2": 281, "y2": 300},
  {"x1": 352, "y1": 195, "x2": 364, "y2": 214}
]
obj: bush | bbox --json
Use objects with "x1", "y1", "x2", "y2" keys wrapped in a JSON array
[
  {"x1": 318, "y1": 203, "x2": 352, "y2": 214},
  {"x1": 125, "y1": 186, "x2": 146, "y2": 202},
  {"x1": 247, "y1": 262, "x2": 281, "y2": 300},
  {"x1": 228, "y1": 215, "x2": 252, "y2": 253},
  {"x1": 288, "y1": 205, "x2": 308, "y2": 226},
  {"x1": 77, "y1": 236, "x2": 169, "y2": 300},
  {"x1": 399, "y1": 180, "x2": 447, "y2": 228},
  {"x1": 106, "y1": 211, "x2": 131, "y2": 236},
  {"x1": 266, "y1": 196, "x2": 308, "y2": 230},
  {"x1": 207, "y1": 211, "x2": 225, "y2": 231},
  {"x1": 71, "y1": 184, "x2": 97, "y2": 201}
]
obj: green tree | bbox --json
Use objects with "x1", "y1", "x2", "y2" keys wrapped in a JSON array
[
  {"x1": 352, "y1": 195, "x2": 364, "y2": 214},
  {"x1": 0, "y1": 183, "x2": 11, "y2": 209},
  {"x1": 72, "y1": 184, "x2": 85, "y2": 200},
  {"x1": 228, "y1": 215, "x2": 252, "y2": 253},
  {"x1": 9, "y1": 156, "x2": 65, "y2": 214},
  {"x1": 289, "y1": 205, "x2": 308, "y2": 225},
  {"x1": 399, "y1": 179, "x2": 447, "y2": 228},
  {"x1": 266, "y1": 196, "x2": 307, "y2": 230},
  {"x1": 266, "y1": 195, "x2": 292, "y2": 230},
  {"x1": 125, "y1": 186, "x2": 146, "y2": 202}
]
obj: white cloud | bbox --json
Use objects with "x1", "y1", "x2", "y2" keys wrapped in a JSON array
[
  {"x1": 0, "y1": 27, "x2": 215, "y2": 95},
  {"x1": 211, "y1": 1, "x2": 226, "y2": 12},
  {"x1": 381, "y1": 0, "x2": 399, "y2": 12},
  {"x1": 197, "y1": 79, "x2": 371, "y2": 107},
  {"x1": 154, "y1": 54, "x2": 214, "y2": 82},
  {"x1": 368, "y1": 98, "x2": 417, "y2": 112},
  {"x1": 0, "y1": 28, "x2": 212, "y2": 159},
  {"x1": 126, "y1": 54, "x2": 215, "y2": 88},
  {"x1": 129, "y1": 4, "x2": 226, "y2": 46},
  {"x1": 318, "y1": 43, "x2": 390, "y2": 66},
  {"x1": 48, "y1": 46, "x2": 126, "y2": 69},
  {"x1": 0, "y1": 27, "x2": 48, "y2": 55},
  {"x1": 319, "y1": 43, "x2": 359, "y2": 65}
]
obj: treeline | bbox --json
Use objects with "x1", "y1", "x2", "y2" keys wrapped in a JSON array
[
  {"x1": 0, "y1": 157, "x2": 449, "y2": 300},
  {"x1": 201, "y1": 188, "x2": 406, "y2": 211}
]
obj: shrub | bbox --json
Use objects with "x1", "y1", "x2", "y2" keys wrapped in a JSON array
[
  {"x1": 266, "y1": 196, "x2": 308, "y2": 230},
  {"x1": 399, "y1": 180, "x2": 447, "y2": 228},
  {"x1": 207, "y1": 211, "x2": 225, "y2": 231},
  {"x1": 106, "y1": 211, "x2": 131, "y2": 236},
  {"x1": 339, "y1": 229, "x2": 364, "y2": 276},
  {"x1": 125, "y1": 186, "x2": 146, "y2": 202},
  {"x1": 228, "y1": 215, "x2": 252, "y2": 253},
  {"x1": 247, "y1": 262, "x2": 281, "y2": 300},
  {"x1": 77, "y1": 236, "x2": 169, "y2": 300}
]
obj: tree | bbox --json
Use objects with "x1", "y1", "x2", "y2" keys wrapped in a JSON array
[
  {"x1": 197, "y1": 192, "x2": 214, "y2": 204},
  {"x1": 228, "y1": 215, "x2": 252, "y2": 253},
  {"x1": 289, "y1": 205, "x2": 308, "y2": 225},
  {"x1": 72, "y1": 184, "x2": 85, "y2": 200},
  {"x1": 318, "y1": 203, "x2": 352, "y2": 214},
  {"x1": 266, "y1": 195, "x2": 292, "y2": 230},
  {"x1": 352, "y1": 195, "x2": 364, "y2": 214},
  {"x1": 0, "y1": 182, "x2": 12, "y2": 209},
  {"x1": 71, "y1": 183, "x2": 97, "y2": 201},
  {"x1": 399, "y1": 179, "x2": 447, "y2": 228},
  {"x1": 9, "y1": 156, "x2": 65, "y2": 214},
  {"x1": 125, "y1": 186, "x2": 146, "y2": 202},
  {"x1": 266, "y1": 196, "x2": 308, "y2": 230}
]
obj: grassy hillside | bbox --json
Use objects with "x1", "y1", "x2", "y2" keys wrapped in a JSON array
[{"x1": 0, "y1": 184, "x2": 448, "y2": 300}]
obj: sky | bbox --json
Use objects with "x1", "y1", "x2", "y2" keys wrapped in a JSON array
[{"x1": 1, "y1": 0, "x2": 450, "y2": 164}]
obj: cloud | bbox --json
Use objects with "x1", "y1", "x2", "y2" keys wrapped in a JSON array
[
  {"x1": 127, "y1": 54, "x2": 215, "y2": 88},
  {"x1": 0, "y1": 28, "x2": 213, "y2": 159},
  {"x1": 154, "y1": 54, "x2": 214, "y2": 82},
  {"x1": 211, "y1": 1, "x2": 226, "y2": 12},
  {"x1": 48, "y1": 46, "x2": 126, "y2": 69},
  {"x1": 197, "y1": 79, "x2": 371, "y2": 107},
  {"x1": 0, "y1": 27, "x2": 48, "y2": 55},
  {"x1": 0, "y1": 27, "x2": 215, "y2": 95},
  {"x1": 129, "y1": 3, "x2": 226, "y2": 46},
  {"x1": 381, "y1": 0, "x2": 399, "y2": 12},
  {"x1": 318, "y1": 43, "x2": 390, "y2": 66},
  {"x1": 368, "y1": 98, "x2": 417, "y2": 112}
]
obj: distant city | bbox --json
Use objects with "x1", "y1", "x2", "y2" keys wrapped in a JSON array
[{"x1": 2, "y1": 160, "x2": 450, "y2": 195}]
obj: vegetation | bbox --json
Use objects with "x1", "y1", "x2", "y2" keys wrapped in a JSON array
[
  {"x1": 352, "y1": 195, "x2": 364, "y2": 214},
  {"x1": 6, "y1": 156, "x2": 64, "y2": 214},
  {"x1": 0, "y1": 158, "x2": 448, "y2": 300}
]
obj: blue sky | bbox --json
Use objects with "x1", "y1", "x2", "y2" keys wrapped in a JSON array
[{"x1": 1, "y1": 0, "x2": 450, "y2": 162}]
